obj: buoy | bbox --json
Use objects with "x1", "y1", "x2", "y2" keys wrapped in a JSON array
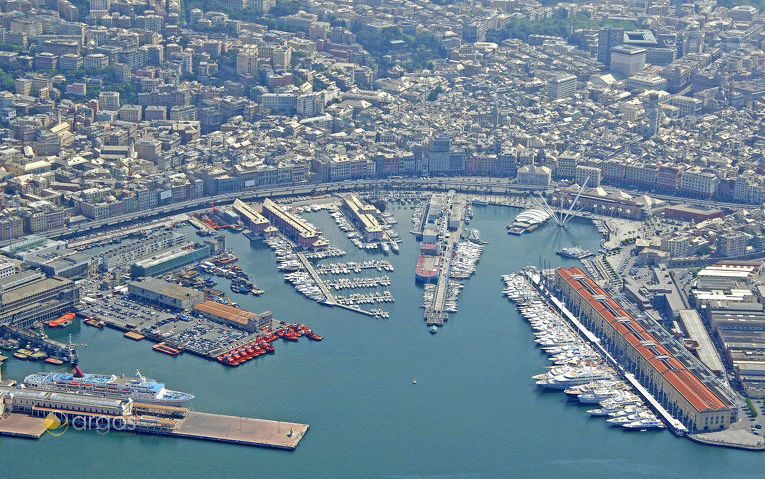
[{"x1": 412, "y1": 379, "x2": 417, "y2": 385}]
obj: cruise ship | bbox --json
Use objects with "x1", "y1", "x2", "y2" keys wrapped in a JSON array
[
  {"x1": 23, "y1": 370, "x2": 195, "y2": 406},
  {"x1": 506, "y1": 209, "x2": 551, "y2": 235}
]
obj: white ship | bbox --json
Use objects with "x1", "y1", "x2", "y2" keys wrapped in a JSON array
[
  {"x1": 24, "y1": 369, "x2": 194, "y2": 406},
  {"x1": 507, "y1": 209, "x2": 551, "y2": 235}
]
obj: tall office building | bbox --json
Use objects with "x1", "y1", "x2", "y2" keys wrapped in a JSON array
[
  {"x1": 610, "y1": 45, "x2": 646, "y2": 76},
  {"x1": 646, "y1": 93, "x2": 662, "y2": 137},
  {"x1": 597, "y1": 26, "x2": 624, "y2": 67},
  {"x1": 548, "y1": 74, "x2": 577, "y2": 100}
]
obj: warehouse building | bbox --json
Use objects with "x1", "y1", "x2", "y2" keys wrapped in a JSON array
[
  {"x1": 232, "y1": 198, "x2": 273, "y2": 235},
  {"x1": 341, "y1": 195, "x2": 383, "y2": 242},
  {"x1": 128, "y1": 277, "x2": 204, "y2": 310},
  {"x1": 2, "y1": 386, "x2": 133, "y2": 418},
  {"x1": 130, "y1": 243, "x2": 210, "y2": 278},
  {"x1": 192, "y1": 301, "x2": 273, "y2": 332},
  {"x1": 262, "y1": 198, "x2": 328, "y2": 250},
  {"x1": 0, "y1": 270, "x2": 80, "y2": 328},
  {"x1": 554, "y1": 267, "x2": 734, "y2": 432}
]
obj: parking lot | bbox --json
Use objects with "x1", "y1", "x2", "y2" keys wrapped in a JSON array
[
  {"x1": 79, "y1": 295, "x2": 177, "y2": 330},
  {"x1": 80, "y1": 293, "x2": 284, "y2": 358},
  {"x1": 149, "y1": 316, "x2": 249, "y2": 356}
]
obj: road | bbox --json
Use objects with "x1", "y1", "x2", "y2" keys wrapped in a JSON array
[{"x1": 7, "y1": 176, "x2": 753, "y2": 246}]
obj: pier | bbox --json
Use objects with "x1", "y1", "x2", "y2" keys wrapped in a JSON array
[
  {"x1": 294, "y1": 251, "x2": 379, "y2": 317},
  {"x1": 0, "y1": 403, "x2": 309, "y2": 449},
  {"x1": 424, "y1": 195, "x2": 467, "y2": 326},
  {"x1": 171, "y1": 412, "x2": 308, "y2": 450},
  {"x1": 295, "y1": 252, "x2": 336, "y2": 304},
  {"x1": 0, "y1": 414, "x2": 48, "y2": 439}
]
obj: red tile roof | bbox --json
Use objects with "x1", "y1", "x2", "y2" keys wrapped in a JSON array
[{"x1": 555, "y1": 267, "x2": 729, "y2": 412}]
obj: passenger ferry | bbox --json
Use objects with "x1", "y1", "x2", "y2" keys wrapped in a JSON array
[{"x1": 23, "y1": 369, "x2": 194, "y2": 406}]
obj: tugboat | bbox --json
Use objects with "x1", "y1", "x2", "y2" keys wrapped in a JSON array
[{"x1": 305, "y1": 330, "x2": 323, "y2": 341}]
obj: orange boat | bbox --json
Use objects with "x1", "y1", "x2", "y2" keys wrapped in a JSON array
[{"x1": 48, "y1": 312, "x2": 76, "y2": 328}]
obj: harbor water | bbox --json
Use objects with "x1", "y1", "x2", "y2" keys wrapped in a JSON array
[{"x1": 1, "y1": 204, "x2": 762, "y2": 478}]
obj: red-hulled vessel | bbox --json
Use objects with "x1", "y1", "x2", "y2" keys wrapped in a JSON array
[{"x1": 415, "y1": 254, "x2": 441, "y2": 282}]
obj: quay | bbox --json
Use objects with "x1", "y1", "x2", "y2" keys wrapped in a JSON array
[
  {"x1": 295, "y1": 251, "x2": 336, "y2": 304},
  {"x1": 524, "y1": 270, "x2": 689, "y2": 435},
  {"x1": 0, "y1": 324, "x2": 75, "y2": 363},
  {"x1": 0, "y1": 386, "x2": 310, "y2": 450},
  {"x1": 0, "y1": 414, "x2": 48, "y2": 439},
  {"x1": 172, "y1": 412, "x2": 308, "y2": 450},
  {"x1": 188, "y1": 215, "x2": 214, "y2": 233},
  {"x1": 424, "y1": 195, "x2": 467, "y2": 326}
]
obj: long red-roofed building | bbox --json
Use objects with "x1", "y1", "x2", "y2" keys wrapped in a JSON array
[{"x1": 554, "y1": 267, "x2": 734, "y2": 432}]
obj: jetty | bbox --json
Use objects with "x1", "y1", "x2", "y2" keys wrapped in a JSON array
[
  {"x1": 424, "y1": 195, "x2": 468, "y2": 326},
  {"x1": 0, "y1": 388, "x2": 309, "y2": 450},
  {"x1": 295, "y1": 252, "x2": 336, "y2": 304}
]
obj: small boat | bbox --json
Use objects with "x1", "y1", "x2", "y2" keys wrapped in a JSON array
[
  {"x1": 29, "y1": 350, "x2": 48, "y2": 361},
  {"x1": 429, "y1": 325, "x2": 439, "y2": 334},
  {"x1": 305, "y1": 330, "x2": 323, "y2": 341},
  {"x1": 48, "y1": 312, "x2": 76, "y2": 328},
  {"x1": 13, "y1": 351, "x2": 29, "y2": 360},
  {"x1": 412, "y1": 379, "x2": 417, "y2": 385},
  {"x1": 45, "y1": 357, "x2": 64, "y2": 365}
]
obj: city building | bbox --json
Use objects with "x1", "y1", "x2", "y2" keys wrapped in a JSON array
[
  {"x1": 717, "y1": 232, "x2": 751, "y2": 258},
  {"x1": 610, "y1": 45, "x2": 647, "y2": 77},
  {"x1": 128, "y1": 277, "x2": 204, "y2": 310},
  {"x1": 547, "y1": 74, "x2": 577, "y2": 101},
  {"x1": 598, "y1": 26, "x2": 624, "y2": 67},
  {"x1": 554, "y1": 267, "x2": 734, "y2": 432},
  {"x1": 192, "y1": 301, "x2": 272, "y2": 332},
  {"x1": 261, "y1": 198, "x2": 327, "y2": 250},
  {"x1": 516, "y1": 165, "x2": 551, "y2": 186}
]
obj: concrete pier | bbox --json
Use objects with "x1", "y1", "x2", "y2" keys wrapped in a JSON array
[
  {"x1": 172, "y1": 412, "x2": 309, "y2": 450},
  {"x1": 424, "y1": 196, "x2": 467, "y2": 326},
  {"x1": 0, "y1": 414, "x2": 48, "y2": 439},
  {"x1": 296, "y1": 251, "x2": 336, "y2": 304},
  {"x1": 0, "y1": 406, "x2": 309, "y2": 450}
]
